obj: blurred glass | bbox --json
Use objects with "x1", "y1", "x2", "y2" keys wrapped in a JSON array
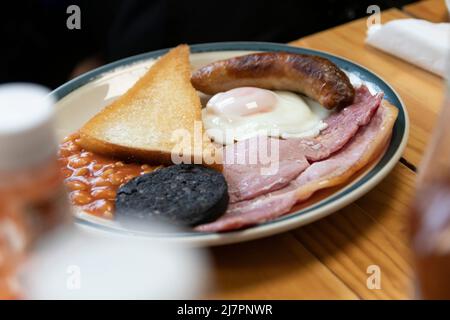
[{"x1": 411, "y1": 57, "x2": 450, "y2": 299}]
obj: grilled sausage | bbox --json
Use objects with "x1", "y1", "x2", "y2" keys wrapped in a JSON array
[{"x1": 191, "y1": 52, "x2": 355, "y2": 109}]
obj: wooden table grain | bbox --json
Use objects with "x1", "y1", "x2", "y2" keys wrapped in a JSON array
[
  {"x1": 208, "y1": 8, "x2": 444, "y2": 299},
  {"x1": 403, "y1": 0, "x2": 448, "y2": 22}
]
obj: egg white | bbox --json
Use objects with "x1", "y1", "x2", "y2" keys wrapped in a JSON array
[{"x1": 202, "y1": 90, "x2": 331, "y2": 145}]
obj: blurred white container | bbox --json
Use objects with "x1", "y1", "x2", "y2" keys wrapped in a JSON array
[
  {"x1": 0, "y1": 83, "x2": 70, "y2": 299},
  {"x1": 22, "y1": 226, "x2": 210, "y2": 299}
]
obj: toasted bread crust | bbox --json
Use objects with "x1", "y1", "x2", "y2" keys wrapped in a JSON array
[{"x1": 79, "y1": 44, "x2": 221, "y2": 170}]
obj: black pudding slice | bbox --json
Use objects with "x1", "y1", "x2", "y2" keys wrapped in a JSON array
[{"x1": 115, "y1": 164, "x2": 229, "y2": 227}]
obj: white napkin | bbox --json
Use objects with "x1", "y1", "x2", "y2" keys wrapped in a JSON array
[{"x1": 366, "y1": 19, "x2": 450, "y2": 77}]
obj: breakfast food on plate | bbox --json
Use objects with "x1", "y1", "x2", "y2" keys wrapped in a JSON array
[
  {"x1": 215, "y1": 85, "x2": 382, "y2": 203},
  {"x1": 191, "y1": 52, "x2": 355, "y2": 109},
  {"x1": 78, "y1": 44, "x2": 218, "y2": 166},
  {"x1": 59, "y1": 132, "x2": 161, "y2": 218},
  {"x1": 116, "y1": 164, "x2": 228, "y2": 227},
  {"x1": 196, "y1": 98, "x2": 398, "y2": 232},
  {"x1": 58, "y1": 45, "x2": 399, "y2": 233}
]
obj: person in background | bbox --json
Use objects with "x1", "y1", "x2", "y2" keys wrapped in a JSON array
[{"x1": 0, "y1": 0, "x2": 413, "y2": 88}]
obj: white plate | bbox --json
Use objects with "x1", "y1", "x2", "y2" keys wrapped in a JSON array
[{"x1": 52, "y1": 42, "x2": 409, "y2": 246}]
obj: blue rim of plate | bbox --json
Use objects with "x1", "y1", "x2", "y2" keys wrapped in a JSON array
[{"x1": 52, "y1": 41, "x2": 408, "y2": 239}]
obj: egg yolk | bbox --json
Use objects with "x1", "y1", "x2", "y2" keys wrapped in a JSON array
[{"x1": 206, "y1": 87, "x2": 277, "y2": 117}]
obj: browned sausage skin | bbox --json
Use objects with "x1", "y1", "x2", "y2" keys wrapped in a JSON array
[{"x1": 191, "y1": 52, "x2": 355, "y2": 109}]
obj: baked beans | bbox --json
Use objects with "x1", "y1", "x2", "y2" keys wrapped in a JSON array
[{"x1": 58, "y1": 133, "x2": 161, "y2": 218}]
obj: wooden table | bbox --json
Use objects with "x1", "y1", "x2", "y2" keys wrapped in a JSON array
[
  {"x1": 404, "y1": 0, "x2": 448, "y2": 23},
  {"x1": 208, "y1": 8, "x2": 445, "y2": 299}
]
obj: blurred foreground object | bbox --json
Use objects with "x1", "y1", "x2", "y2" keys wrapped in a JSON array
[
  {"x1": 366, "y1": 19, "x2": 450, "y2": 77},
  {"x1": 0, "y1": 84, "x2": 210, "y2": 299},
  {"x1": 22, "y1": 226, "x2": 209, "y2": 299},
  {"x1": 411, "y1": 71, "x2": 450, "y2": 298},
  {"x1": 0, "y1": 84, "x2": 70, "y2": 299}
]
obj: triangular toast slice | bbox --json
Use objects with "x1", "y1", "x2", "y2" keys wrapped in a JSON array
[{"x1": 79, "y1": 45, "x2": 220, "y2": 169}]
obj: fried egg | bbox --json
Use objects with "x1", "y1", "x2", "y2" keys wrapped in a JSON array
[{"x1": 202, "y1": 87, "x2": 330, "y2": 145}]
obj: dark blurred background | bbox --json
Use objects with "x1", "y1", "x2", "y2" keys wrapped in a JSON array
[{"x1": 0, "y1": 0, "x2": 416, "y2": 89}]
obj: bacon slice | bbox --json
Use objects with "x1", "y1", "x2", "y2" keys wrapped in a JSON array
[
  {"x1": 293, "y1": 100, "x2": 398, "y2": 201},
  {"x1": 223, "y1": 137, "x2": 310, "y2": 203},
  {"x1": 302, "y1": 86, "x2": 383, "y2": 161},
  {"x1": 195, "y1": 101, "x2": 398, "y2": 232},
  {"x1": 222, "y1": 86, "x2": 383, "y2": 204}
]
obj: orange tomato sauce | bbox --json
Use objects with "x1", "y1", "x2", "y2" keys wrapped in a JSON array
[{"x1": 58, "y1": 133, "x2": 160, "y2": 218}]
